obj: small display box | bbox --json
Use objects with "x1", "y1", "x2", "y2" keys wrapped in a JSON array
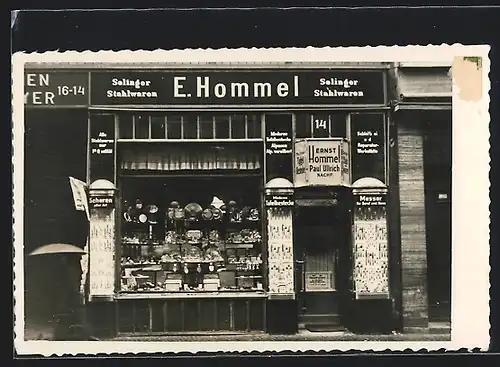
[
  {"x1": 203, "y1": 278, "x2": 220, "y2": 291},
  {"x1": 203, "y1": 274, "x2": 220, "y2": 291},
  {"x1": 165, "y1": 273, "x2": 183, "y2": 291}
]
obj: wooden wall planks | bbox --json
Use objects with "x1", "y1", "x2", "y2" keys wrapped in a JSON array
[{"x1": 397, "y1": 126, "x2": 429, "y2": 330}]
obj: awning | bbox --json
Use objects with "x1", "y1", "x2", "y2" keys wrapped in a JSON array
[{"x1": 29, "y1": 243, "x2": 86, "y2": 256}]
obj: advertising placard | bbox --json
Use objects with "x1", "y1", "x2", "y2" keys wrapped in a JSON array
[
  {"x1": 266, "y1": 199, "x2": 295, "y2": 298},
  {"x1": 88, "y1": 209, "x2": 116, "y2": 299},
  {"x1": 293, "y1": 139, "x2": 350, "y2": 187},
  {"x1": 265, "y1": 114, "x2": 293, "y2": 183},
  {"x1": 352, "y1": 192, "x2": 390, "y2": 299},
  {"x1": 351, "y1": 113, "x2": 386, "y2": 184},
  {"x1": 89, "y1": 114, "x2": 116, "y2": 184}
]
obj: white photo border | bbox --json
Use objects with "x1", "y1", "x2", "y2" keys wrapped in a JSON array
[{"x1": 12, "y1": 45, "x2": 491, "y2": 355}]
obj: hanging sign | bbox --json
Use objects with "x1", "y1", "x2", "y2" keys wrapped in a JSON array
[
  {"x1": 88, "y1": 209, "x2": 116, "y2": 299},
  {"x1": 69, "y1": 176, "x2": 90, "y2": 221},
  {"x1": 294, "y1": 139, "x2": 350, "y2": 187},
  {"x1": 352, "y1": 192, "x2": 390, "y2": 299}
]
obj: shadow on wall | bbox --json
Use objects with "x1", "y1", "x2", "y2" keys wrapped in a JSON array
[{"x1": 23, "y1": 109, "x2": 88, "y2": 328}]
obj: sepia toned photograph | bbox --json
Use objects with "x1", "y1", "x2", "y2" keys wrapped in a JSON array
[{"x1": 12, "y1": 47, "x2": 490, "y2": 355}]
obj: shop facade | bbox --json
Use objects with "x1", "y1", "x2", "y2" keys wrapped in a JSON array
[{"x1": 23, "y1": 62, "x2": 450, "y2": 337}]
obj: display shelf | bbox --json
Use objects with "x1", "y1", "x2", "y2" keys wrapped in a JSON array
[{"x1": 116, "y1": 290, "x2": 268, "y2": 299}]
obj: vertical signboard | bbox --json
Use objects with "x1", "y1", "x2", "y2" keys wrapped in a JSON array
[
  {"x1": 352, "y1": 192, "x2": 390, "y2": 299},
  {"x1": 265, "y1": 114, "x2": 293, "y2": 184},
  {"x1": 89, "y1": 208, "x2": 116, "y2": 299},
  {"x1": 266, "y1": 193, "x2": 295, "y2": 298},
  {"x1": 351, "y1": 113, "x2": 386, "y2": 184},
  {"x1": 89, "y1": 114, "x2": 116, "y2": 184},
  {"x1": 293, "y1": 139, "x2": 350, "y2": 187}
]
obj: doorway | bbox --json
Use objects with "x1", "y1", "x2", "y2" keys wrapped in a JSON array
[
  {"x1": 423, "y1": 115, "x2": 452, "y2": 323},
  {"x1": 294, "y1": 202, "x2": 351, "y2": 331}
]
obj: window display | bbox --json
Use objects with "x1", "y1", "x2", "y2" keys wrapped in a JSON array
[{"x1": 120, "y1": 190, "x2": 264, "y2": 293}]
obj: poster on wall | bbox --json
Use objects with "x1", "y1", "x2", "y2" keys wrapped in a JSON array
[
  {"x1": 352, "y1": 192, "x2": 390, "y2": 299},
  {"x1": 351, "y1": 113, "x2": 386, "y2": 184},
  {"x1": 89, "y1": 114, "x2": 116, "y2": 184},
  {"x1": 293, "y1": 139, "x2": 350, "y2": 187},
  {"x1": 89, "y1": 209, "x2": 116, "y2": 299},
  {"x1": 266, "y1": 193, "x2": 295, "y2": 298},
  {"x1": 265, "y1": 114, "x2": 293, "y2": 184}
]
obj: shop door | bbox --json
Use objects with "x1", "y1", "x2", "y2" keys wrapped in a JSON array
[{"x1": 295, "y1": 205, "x2": 350, "y2": 330}]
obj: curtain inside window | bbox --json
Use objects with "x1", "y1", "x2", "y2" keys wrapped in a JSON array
[{"x1": 120, "y1": 145, "x2": 261, "y2": 171}]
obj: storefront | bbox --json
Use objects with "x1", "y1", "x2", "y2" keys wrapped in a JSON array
[
  {"x1": 390, "y1": 62, "x2": 453, "y2": 330},
  {"x1": 25, "y1": 63, "x2": 399, "y2": 337}
]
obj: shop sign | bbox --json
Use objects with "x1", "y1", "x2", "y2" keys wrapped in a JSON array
[
  {"x1": 294, "y1": 139, "x2": 350, "y2": 187},
  {"x1": 352, "y1": 192, "x2": 389, "y2": 299},
  {"x1": 90, "y1": 70, "x2": 385, "y2": 106},
  {"x1": 351, "y1": 113, "x2": 386, "y2": 184},
  {"x1": 24, "y1": 71, "x2": 89, "y2": 107},
  {"x1": 265, "y1": 114, "x2": 294, "y2": 183},
  {"x1": 305, "y1": 271, "x2": 333, "y2": 291},
  {"x1": 89, "y1": 195, "x2": 115, "y2": 209},
  {"x1": 89, "y1": 115, "x2": 116, "y2": 184},
  {"x1": 265, "y1": 194, "x2": 294, "y2": 207}
]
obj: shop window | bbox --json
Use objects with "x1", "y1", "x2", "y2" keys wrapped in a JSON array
[
  {"x1": 247, "y1": 115, "x2": 262, "y2": 139},
  {"x1": 119, "y1": 114, "x2": 134, "y2": 139},
  {"x1": 167, "y1": 115, "x2": 182, "y2": 139},
  {"x1": 119, "y1": 175, "x2": 264, "y2": 294},
  {"x1": 150, "y1": 116, "x2": 166, "y2": 139},
  {"x1": 231, "y1": 115, "x2": 246, "y2": 139},
  {"x1": 329, "y1": 113, "x2": 347, "y2": 138},
  {"x1": 183, "y1": 114, "x2": 198, "y2": 139},
  {"x1": 134, "y1": 115, "x2": 150, "y2": 139},
  {"x1": 199, "y1": 115, "x2": 215, "y2": 139},
  {"x1": 295, "y1": 113, "x2": 312, "y2": 138},
  {"x1": 117, "y1": 113, "x2": 263, "y2": 141},
  {"x1": 214, "y1": 114, "x2": 230, "y2": 139}
]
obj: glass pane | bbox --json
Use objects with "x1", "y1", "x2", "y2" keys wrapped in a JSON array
[
  {"x1": 214, "y1": 114, "x2": 230, "y2": 139},
  {"x1": 119, "y1": 114, "x2": 133, "y2": 139},
  {"x1": 183, "y1": 114, "x2": 198, "y2": 139},
  {"x1": 199, "y1": 114, "x2": 214, "y2": 139},
  {"x1": 330, "y1": 113, "x2": 347, "y2": 138},
  {"x1": 295, "y1": 113, "x2": 312, "y2": 138},
  {"x1": 311, "y1": 113, "x2": 330, "y2": 138},
  {"x1": 150, "y1": 116, "x2": 166, "y2": 139},
  {"x1": 247, "y1": 114, "x2": 261, "y2": 138},
  {"x1": 167, "y1": 115, "x2": 182, "y2": 139},
  {"x1": 135, "y1": 115, "x2": 149, "y2": 139},
  {"x1": 231, "y1": 114, "x2": 246, "y2": 139}
]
